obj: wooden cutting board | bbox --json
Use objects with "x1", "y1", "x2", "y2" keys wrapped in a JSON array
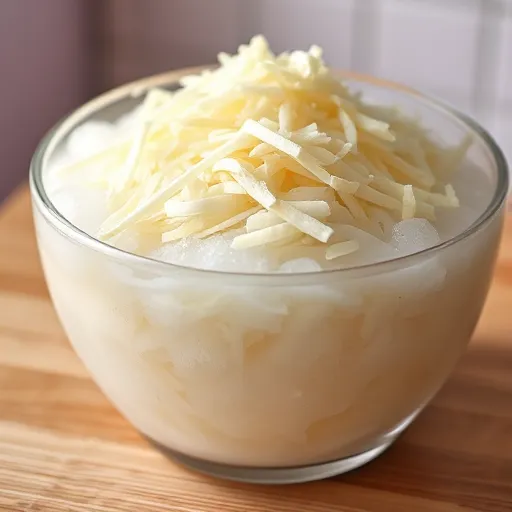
[{"x1": 0, "y1": 186, "x2": 511, "y2": 512}]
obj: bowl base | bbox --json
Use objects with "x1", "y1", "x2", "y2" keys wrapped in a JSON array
[
  {"x1": 144, "y1": 436, "x2": 400, "y2": 484},
  {"x1": 144, "y1": 411, "x2": 421, "y2": 483}
]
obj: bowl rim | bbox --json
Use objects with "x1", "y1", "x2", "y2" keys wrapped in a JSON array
[{"x1": 30, "y1": 68, "x2": 510, "y2": 285}]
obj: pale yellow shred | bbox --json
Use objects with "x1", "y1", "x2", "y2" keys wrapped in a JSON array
[
  {"x1": 402, "y1": 185, "x2": 416, "y2": 219},
  {"x1": 212, "y1": 158, "x2": 277, "y2": 209},
  {"x1": 246, "y1": 210, "x2": 284, "y2": 232},
  {"x1": 195, "y1": 205, "x2": 262, "y2": 239},
  {"x1": 339, "y1": 110, "x2": 358, "y2": 149},
  {"x1": 444, "y1": 184, "x2": 460, "y2": 208},
  {"x1": 326, "y1": 240, "x2": 360, "y2": 260},
  {"x1": 232, "y1": 223, "x2": 300, "y2": 249},
  {"x1": 58, "y1": 35, "x2": 469, "y2": 259}
]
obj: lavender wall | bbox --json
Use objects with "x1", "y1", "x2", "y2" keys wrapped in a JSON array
[
  {"x1": 0, "y1": 0, "x2": 93, "y2": 199},
  {"x1": 102, "y1": 0, "x2": 243, "y2": 88}
]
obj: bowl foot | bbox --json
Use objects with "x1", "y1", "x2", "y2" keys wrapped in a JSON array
[{"x1": 144, "y1": 436, "x2": 397, "y2": 484}]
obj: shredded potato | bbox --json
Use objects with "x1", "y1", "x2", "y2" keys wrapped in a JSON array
[{"x1": 57, "y1": 35, "x2": 468, "y2": 258}]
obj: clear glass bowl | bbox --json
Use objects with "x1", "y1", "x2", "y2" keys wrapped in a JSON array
[{"x1": 30, "y1": 71, "x2": 509, "y2": 483}]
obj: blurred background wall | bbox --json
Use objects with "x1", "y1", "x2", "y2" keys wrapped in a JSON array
[
  {"x1": 0, "y1": 0, "x2": 94, "y2": 198},
  {"x1": 0, "y1": 0, "x2": 510, "y2": 200}
]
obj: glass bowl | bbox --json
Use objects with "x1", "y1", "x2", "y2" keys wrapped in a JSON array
[{"x1": 30, "y1": 70, "x2": 509, "y2": 484}]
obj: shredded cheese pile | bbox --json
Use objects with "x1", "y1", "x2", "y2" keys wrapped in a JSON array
[{"x1": 59, "y1": 36, "x2": 470, "y2": 259}]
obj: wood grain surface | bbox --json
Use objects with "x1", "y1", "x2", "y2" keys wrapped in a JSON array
[{"x1": 0, "y1": 186, "x2": 511, "y2": 512}]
